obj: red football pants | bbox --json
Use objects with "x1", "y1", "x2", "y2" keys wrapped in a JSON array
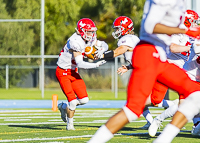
[
  {"x1": 126, "y1": 41, "x2": 200, "y2": 117},
  {"x1": 151, "y1": 81, "x2": 168, "y2": 105},
  {"x1": 56, "y1": 66, "x2": 88, "y2": 102}
]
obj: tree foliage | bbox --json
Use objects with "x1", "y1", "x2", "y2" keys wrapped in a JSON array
[{"x1": 0, "y1": 0, "x2": 145, "y2": 88}]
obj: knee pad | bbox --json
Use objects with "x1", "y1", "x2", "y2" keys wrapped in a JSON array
[
  {"x1": 78, "y1": 97, "x2": 89, "y2": 105},
  {"x1": 123, "y1": 106, "x2": 138, "y2": 122},
  {"x1": 178, "y1": 91, "x2": 200, "y2": 121},
  {"x1": 68, "y1": 99, "x2": 78, "y2": 110}
]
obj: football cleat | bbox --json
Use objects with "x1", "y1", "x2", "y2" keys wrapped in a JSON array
[
  {"x1": 66, "y1": 122, "x2": 75, "y2": 130},
  {"x1": 191, "y1": 123, "x2": 200, "y2": 136},
  {"x1": 148, "y1": 118, "x2": 163, "y2": 137},
  {"x1": 58, "y1": 102, "x2": 67, "y2": 123},
  {"x1": 140, "y1": 122, "x2": 151, "y2": 130}
]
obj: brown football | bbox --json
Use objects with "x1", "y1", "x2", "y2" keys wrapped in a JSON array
[{"x1": 85, "y1": 46, "x2": 96, "y2": 59}]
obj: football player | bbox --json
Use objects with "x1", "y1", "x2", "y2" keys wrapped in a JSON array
[
  {"x1": 97, "y1": 16, "x2": 178, "y2": 130},
  {"x1": 148, "y1": 9, "x2": 200, "y2": 137},
  {"x1": 88, "y1": 0, "x2": 200, "y2": 142},
  {"x1": 56, "y1": 18, "x2": 108, "y2": 130}
]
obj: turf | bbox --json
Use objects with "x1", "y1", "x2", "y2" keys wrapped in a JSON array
[
  {"x1": 0, "y1": 108, "x2": 199, "y2": 143},
  {"x1": 0, "y1": 88, "x2": 179, "y2": 100}
]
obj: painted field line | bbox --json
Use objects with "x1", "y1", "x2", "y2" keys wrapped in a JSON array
[
  {"x1": 0, "y1": 110, "x2": 52, "y2": 113},
  {"x1": 0, "y1": 119, "x2": 174, "y2": 126},
  {"x1": 0, "y1": 135, "x2": 93, "y2": 142},
  {"x1": 0, "y1": 133, "x2": 126, "y2": 142}
]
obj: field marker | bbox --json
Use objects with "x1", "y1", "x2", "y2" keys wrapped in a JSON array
[{"x1": 52, "y1": 94, "x2": 58, "y2": 111}]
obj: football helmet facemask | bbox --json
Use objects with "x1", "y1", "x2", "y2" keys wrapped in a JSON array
[
  {"x1": 76, "y1": 18, "x2": 97, "y2": 41},
  {"x1": 112, "y1": 16, "x2": 134, "y2": 39}
]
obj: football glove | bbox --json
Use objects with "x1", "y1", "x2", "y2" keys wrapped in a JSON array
[
  {"x1": 95, "y1": 40, "x2": 108, "y2": 59},
  {"x1": 95, "y1": 47, "x2": 106, "y2": 59}
]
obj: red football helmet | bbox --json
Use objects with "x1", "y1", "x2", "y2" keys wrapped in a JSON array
[
  {"x1": 112, "y1": 16, "x2": 134, "y2": 39},
  {"x1": 76, "y1": 18, "x2": 97, "y2": 41},
  {"x1": 184, "y1": 10, "x2": 199, "y2": 28}
]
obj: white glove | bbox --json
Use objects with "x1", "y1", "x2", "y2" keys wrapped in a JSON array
[
  {"x1": 96, "y1": 60, "x2": 106, "y2": 67},
  {"x1": 95, "y1": 40, "x2": 108, "y2": 59},
  {"x1": 95, "y1": 47, "x2": 105, "y2": 59}
]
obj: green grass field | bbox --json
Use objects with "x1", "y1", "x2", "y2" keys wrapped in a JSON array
[
  {"x1": 0, "y1": 88, "x2": 198, "y2": 143},
  {"x1": 0, "y1": 88, "x2": 179, "y2": 100},
  {"x1": 0, "y1": 108, "x2": 199, "y2": 143}
]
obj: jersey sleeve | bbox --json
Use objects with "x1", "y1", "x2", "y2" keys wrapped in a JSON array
[
  {"x1": 153, "y1": 0, "x2": 176, "y2": 6},
  {"x1": 117, "y1": 35, "x2": 140, "y2": 48},
  {"x1": 144, "y1": 0, "x2": 176, "y2": 34}
]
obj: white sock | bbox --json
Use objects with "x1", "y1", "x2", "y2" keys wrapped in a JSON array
[
  {"x1": 143, "y1": 109, "x2": 153, "y2": 123},
  {"x1": 153, "y1": 124, "x2": 180, "y2": 143},
  {"x1": 88, "y1": 125, "x2": 114, "y2": 143},
  {"x1": 156, "y1": 104, "x2": 178, "y2": 121},
  {"x1": 68, "y1": 117, "x2": 73, "y2": 124}
]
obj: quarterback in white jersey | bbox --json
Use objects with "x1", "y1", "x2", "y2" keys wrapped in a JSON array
[{"x1": 56, "y1": 18, "x2": 108, "y2": 130}]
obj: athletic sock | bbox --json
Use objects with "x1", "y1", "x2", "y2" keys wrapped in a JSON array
[
  {"x1": 143, "y1": 108, "x2": 153, "y2": 123},
  {"x1": 68, "y1": 117, "x2": 73, "y2": 124},
  {"x1": 88, "y1": 125, "x2": 114, "y2": 143},
  {"x1": 153, "y1": 124, "x2": 180, "y2": 143},
  {"x1": 156, "y1": 104, "x2": 178, "y2": 121}
]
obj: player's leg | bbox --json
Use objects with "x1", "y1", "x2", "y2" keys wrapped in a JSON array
[
  {"x1": 147, "y1": 82, "x2": 169, "y2": 136},
  {"x1": 64, "y1": 72, "x2": 88, "y2": 130},
  {"x1": 153, "y1": 63, "x2": 200, "y2": 143},
  {"x1": 56, "y1": 67, "x2": 77, "y2": 124},
  {"x1": 141, "y1": 106, "x2": 153, "y2": 129},
  {"x1": 72, "y1": 72, "x2": 89, "y2": 106},
  {"x1": 56, "y1": 68, "x2": 78, "y2": 130}
]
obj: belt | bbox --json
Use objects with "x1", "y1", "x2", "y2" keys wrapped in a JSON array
[{"x1": 58, "y1": 66, "x2": 78, "y2": 72}]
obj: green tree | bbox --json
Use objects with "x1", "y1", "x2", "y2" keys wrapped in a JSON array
[{"x1": 0, "y1": 0, "x2": 39, "y2": 87}]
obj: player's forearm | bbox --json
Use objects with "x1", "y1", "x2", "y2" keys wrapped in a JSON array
[
  {"x1": 75, "y1": 55, "x2": 97, "y2": 69},
  {"x1": 103, "y1": 46, "x2": 128, "y2": 59},
  {"x1": 153, "y1": 24, "x2": 186, "y2": 35},
  {"x1": 170, "y1": 43, "x2": 191, "y2": 53}
]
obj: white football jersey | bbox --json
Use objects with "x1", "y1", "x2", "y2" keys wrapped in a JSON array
[
  {"x1": 183, "y1": 39, "x2": 200, "y2": 82},
  {"x1": 167, "y1": 34, "x2": 191, "y2": 68},
  {"x1": 57, "y1": 33, "x2": 96, "y2": 70},
  {"x1": 117, "y1": 34, "x2": 140, "y2": 64},
  {"x1": 140, "y1": 0, "x2": 186, "y2": 52}
]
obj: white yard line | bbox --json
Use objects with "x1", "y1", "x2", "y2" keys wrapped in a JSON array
[
  {"x1": 0, "y1": 135, "x2": 93, "y2": 142},
  {"x1": 0, "y1": 133, "x2": 124, "y2": 142},
  {"x1": 0, "y1": 110, "x2": 52, "y2": 113}
]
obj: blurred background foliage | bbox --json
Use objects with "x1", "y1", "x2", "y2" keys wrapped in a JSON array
[{"x1": 0, "y1": 0, "x2": 145, "y2": 87}]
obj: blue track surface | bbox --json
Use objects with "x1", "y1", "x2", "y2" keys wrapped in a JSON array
[{"x1": 0, "y1": 100, "x2": 126, "y2": 108}]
